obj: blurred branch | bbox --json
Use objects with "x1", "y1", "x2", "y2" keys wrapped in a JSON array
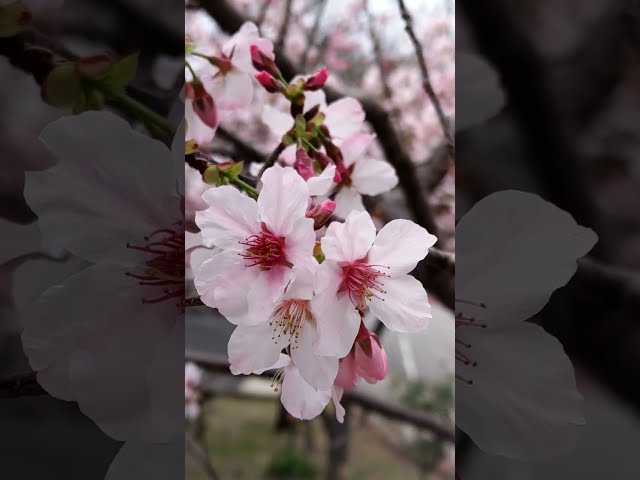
[
  {"x1": 396, "y1": 0, "x2": 454, "y2": 157},
  {"x1": 321, "y1": 410, "x2": 350, "y2": 480},
  {"x1": 185, "y1": 350, "x2": 456, "y2": 441},
  {"x1": 255, "y1": 0, "x2": 271, "y2": 31},
  {"x1": 365, "y1": 0, "x2": 395, "y2": 109},
  {"x1": 198, "y1": 0, "x2": 442, "y2": 243},
  {"x1": 185, "y1": 433, "x2": 222, "y2": 480},
  {"x1": 302, "y1": 0, "x2": 329, "y2": 69},
  {"x1": 275, "y1": 0, "x2": 294, "y2": 52},
  {"x1": 215, "y1": 127, "x2": 268, "y2": 164}
]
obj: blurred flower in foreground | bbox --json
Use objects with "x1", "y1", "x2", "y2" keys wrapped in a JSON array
[
  {"x1": 185, "y1": 362, "x2": 203, "y2": 422},
  {"x1": 15, "y1": 111, "x2": 183, "y2": 447},
  {"x1": 456, "y1": 190, "x2": 597, "y2": 459}
]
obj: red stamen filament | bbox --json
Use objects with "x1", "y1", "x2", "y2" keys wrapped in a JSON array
[
  {"x1": 125, "y1": 223, "x2": 184, "y2": 309},
  {"x1": 340, "y1": 261, "x2": 389, "y2": 312},
  {"x1": 455, "y1": 298, "x2": 488, "y2": 386},
  {"x1": 239, "y1": 228, "x2": 285, "y2": 271}
]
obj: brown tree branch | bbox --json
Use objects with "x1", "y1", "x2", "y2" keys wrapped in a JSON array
[
  {"x1": 185, "y1": 433, "x2": 222, "y2": 480},
  {"x1": 396, "y1": 0, "x2": 454, "y2": 157},
  {"x1": 301, "y1": 0, "x2": 329, "y2": 70},
  {"x1": 275, "y1": 0, "x2": 294, "y2": 52}
]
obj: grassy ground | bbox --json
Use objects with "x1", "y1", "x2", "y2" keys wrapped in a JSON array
[{"x1": 185, "y1": 396, "x2": 427, "y2": 480}]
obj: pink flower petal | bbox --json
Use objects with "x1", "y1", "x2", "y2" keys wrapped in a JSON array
[
  {"x1": 321, "y1": 210, "x2": 376, "y2": 263},
  {"x1": 258, "y1": 165, "x2": 310, "y2": 237},
  {"x1": 228, "y1": 323, "x2": 288, "y2": 375},
  {"x1": 369, "y1": 274, "x2": 431, "y2": 333}
]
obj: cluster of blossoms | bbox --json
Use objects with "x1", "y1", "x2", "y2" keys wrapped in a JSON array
[{"x1": 186, "y1": 22, "x2": 437, "y2": 421}]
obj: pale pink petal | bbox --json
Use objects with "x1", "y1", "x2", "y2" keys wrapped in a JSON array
[
  {"x1": 321, "y1": 210, "x2": 376, "y2": 263},
  {"x1": 224, "y1": 22, "x2": 273, "y2": 73},
  {"x1": 194, "y1": 250, "x2": 259, "y2": 323},
  {"x1": 262, "y1": 105, "x2": 293, "y2": 140},
  {"x1": 335, "y1": 354, "x2": 358, "y2": 389},
  {"x1": 368, "y1": 219, "x2": 437, "y2": 277},
  {"x1": 312, "y1": 292, "x2": 360, "y2": 358},
  {"x1": 340, "y1": 133, "x2": 376, "y2": 168},
  {"x1": 283, "y1": 217, "x2": 316, "y2": 269},
  {"x1": 281, "y1": 145, "x2": 296, "y2": 166},
  {"x1": 369, "y1": 275, "x2": 431, "y2": 332},
  {"x1": 258, "y1": 164, "x2": 310, "y2": 237},
  {"x1": 281, "y1": 365, "x2": 331, "y2": 420},
  {"x1": 228, "y1": 323, "x2": 288, "y2": 375},
  {"x1": 332, "y1": 386, "x2": 345, "y2": 423},
  {"x1": 352, "y1": 157, "x2": 398, "y2": 196},
  {"x1": 324, "y1": 98, "x2": 365, "y2": 140},
  {"x1": 254, "y1": 353, "x2": 291, "y2": 374},
  {"x1": 197, "y1": 186, "x2": 260, "y2": 250},
  {"x1": 206, "y1": 69, "x2": 253, "y2": 111},
  {"x1": 307, "y1": 165, "x2": 336, "y2": 196},
  {"x1": 247, "y1": 265, "x2": 294, "y2": 325},
  {"x1": 283, "y1": 265, "x2": 316, "y2": 301},
  {"x1": 333, "y1": 186, "x2": 365, "y2": 219},
  {"x1": 291, "y1": 322, "x2": 339, "y2": 391},
  {"x1": 304, "y1": 89, "x2": 327, "y2": 112}
]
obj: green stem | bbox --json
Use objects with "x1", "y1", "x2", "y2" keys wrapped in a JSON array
[
  {"x1": 227, "y1": 176, "x2": 258, "y2": 199},
  {"x1": 100, "y1": 84, "x2": 173, "y2": 139},
  {"x1": 185, "y1": 60, "x2": 199, "y2": 81}
]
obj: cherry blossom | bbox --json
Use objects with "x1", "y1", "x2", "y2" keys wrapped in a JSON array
[
  {"x1": 262, "y1": 89, "x2": 365, "y2": 146},
  {"x1": 202, "y1": 22, "x2": 273, "y2": 111},
  {"x1": 195, "y1": 164, "x2": 316, "y2": 325},
  {"x1": 456, "y1": 190, "x2": 598, "y2": 459},
  {"x1": 228, "y1": 266, "x2": 338, "y2": 391},
  {"x1": 313, "y1": 210, "x2": 437, "y2": 357},
  {"x1": 16, "y1": 111, "x2": 184, "y2": 444},
  {"x1": 185, "y1": 362, "x2": 203, "y2": 421},
  {"x1": 333, "y1": 132, "x2": 399, "y2": 218}
]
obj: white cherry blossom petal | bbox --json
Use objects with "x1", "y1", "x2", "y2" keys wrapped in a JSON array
[
  {"x1": 307, "y1": 165, "x2": 336, "y2": 196},
  {"x1": 258, "y1": 165, "x2": 310, "y2": 237},
  {"x1": 197, "y1": 186, "x2": 260, "y2": 250},
  {"x1": 228, "y1": 323, "x2": 288, "y2": 375},
  {"x1": 368, "y1": 219, "x2": 437, "y2": 277},
  {"x1": 351, "y1": 157, "x2": 398, "y2": 196},
  {"x1": 325, "y1": 98, "x2": 365, "y2": 140},
  {"x1": 281, "y1": 364, "x2": 331, "y2": 420},
  {"x1": 369, "y1": 274, "x2": 431, "y2": 333},
  {"x1": 333, "y1": 186, "x2": 365, "y2": 219},
  {"x1": 291, "y1": 323, "x2": 339, "y2": 391},
  {"x1": 321, "y1": 210, "x2": 376, "y2": 263}
]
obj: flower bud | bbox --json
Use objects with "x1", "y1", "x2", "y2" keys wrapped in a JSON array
[
  {"x1": 306, "y1": 200, "x2": 336, "y2": 230},
  {"x1": 250, "y1": 44, "x2": 280, "y2": 77},
  {"x1": 294, "y1": 148, "x2": 315, "y2": 180},
  {"x1": 189, "y1": 81, "x2": 218, "y2": 129},
  {"x1": 255, "y1": 71, "x2": 281, "y2": 93},
  {"x1": 354, "y1": 327, "x2": 388, "y2": 384},
  {"x1": 304, "y1": 67, "x2": 329, "y2": 91}
]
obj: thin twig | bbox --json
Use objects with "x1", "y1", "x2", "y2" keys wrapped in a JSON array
[
  {"x1": 259, "y1": 142, "x2": 286, "y2": 176},
  {"x1": 301, "y1": 0, "x2": 329, "y2": 69},
  {"x1": 185, "y1": 433, "x2": 222, "y2": 480},
  {"x1": 396, "y1": 0, "x2": 454, "y2": 157},
  {"x1": 275, "y1": 0, "x2": 294, "y2": 52}
]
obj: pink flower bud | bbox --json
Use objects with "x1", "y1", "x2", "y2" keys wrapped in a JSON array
[
  {"x1": 335, "y1": 353, "x2": 358, "y2": 389},
  {"x1": 250, "y1": 44, "x2": 280, "y2": 77},
  {"x1": 354, "y1": 327, "x2": 388, "y2": 384},
  {"x1": 306, "y1": 200, "x2": 336, "y2": 230},
  {"x1": 255, "y1": 71, "x2": 281, "y2": 93},
  {"x1": 304, "y1": 67, "x2": 329, "y2": 91},
  {"x1": 294, "y1": 148, "x2": 315, "y2": 180},
  {"x1": 190, "y1": 81, "x2": 218, "y2": 129}
]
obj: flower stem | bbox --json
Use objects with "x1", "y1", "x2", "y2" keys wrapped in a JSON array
[
  {"x1": 100, "y1": 84, "x2": 173, "y2": 140},
  {"x1": 228, "y1": 176, "x2": 258, "y2": 199}
]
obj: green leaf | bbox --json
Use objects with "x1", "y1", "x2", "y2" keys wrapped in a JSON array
[
  {"x1": 42, "y1": 64, "x2": 83, "y2": 107},
  {"x1": 0, "y1": 2, "x2": 30, "y2": 38},
  {"x1": 224, "y1": 161, "x2": 244, "y2": 178},
  {"x1": 102, "y1": 53, "x2": 139, "y2": 90}
]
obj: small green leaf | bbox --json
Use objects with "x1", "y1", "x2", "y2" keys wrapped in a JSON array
[
  {"x1": 42, "y1": 64, "x2": 83, "y2": 107},
  {"x1": 203, "y1": 165, "x2": 221, "y2": 186},
  {"x1": 224, "y1": 161, "x2": 244, "y2": 178},
  {"x1": 102, "y1": 53, "x2": 139, "y2": 90}
]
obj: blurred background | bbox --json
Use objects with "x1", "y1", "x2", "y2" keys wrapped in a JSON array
[
  {"x1": 457, "y1": 0, "x2": 640, "y2": 479},
  {"x1": 185, "y1": 0, "x2": 455, "y2": 479}
]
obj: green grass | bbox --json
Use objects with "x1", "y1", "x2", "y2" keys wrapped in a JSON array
[{"x1": 185, "y1": 396, "x2": 426, "y2": 480}]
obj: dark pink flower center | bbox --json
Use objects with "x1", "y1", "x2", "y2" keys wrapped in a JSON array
[
  {"x1": 240, "y1": 224, "x2": 286, "y2": 271},
  {"x1": 126, "y1": 221, "x2": 185, "y2": 310},
  {"x1": 339, "y1": 260, "x2": 388, "y2": 312},
  {"x1": 455, "y1": 299, "x2": 488, "y2": 385}
]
